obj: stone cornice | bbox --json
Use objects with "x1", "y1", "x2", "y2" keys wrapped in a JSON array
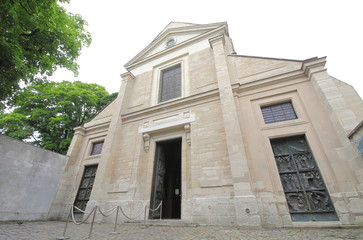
[
  {"x1": 124, "y1": 24, "x2": 228, "y2": 70},
  {"x1": 233, "y1": 57, "x2": 327, "y2": 96},
  {"x1": 208, "y1": 34, "x2": 225, "y2": 48},
  {"x1": 120, "y1": 71, "x2": 135, "y2": 81},
  {"x1": 121, "y1": 89, "x2": 220, "y2": 123},
  {"x1": 301, "y1": 56, "x2": 327, "y2": 79}
]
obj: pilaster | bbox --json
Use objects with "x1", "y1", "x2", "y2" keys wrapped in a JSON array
[
  {"x1": 48, "y1": 126, "x2": 86, "y2": 220},
  {"x1": 87, "y1": 72, "x2": 134, "y2": 208},
  {"x1": 209, "y1": 35, "x2": 261, "y2": 226}
]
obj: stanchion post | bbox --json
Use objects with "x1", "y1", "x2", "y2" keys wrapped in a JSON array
[
  {"x1": 57, "y1": 205, "x2": 72, "y2": 240},
  {"x1": 110, "y1": 206, "x2": 120, "y2": 235},
  {"x1": 160, "y1": 201, "x2": 162, "y2": 220},
  {"x1": 143, "y1": 205, "x2": 147, "y2": 228},
  {"x1": 88, "y1": 206, "x2": 97, "y2": 239}
]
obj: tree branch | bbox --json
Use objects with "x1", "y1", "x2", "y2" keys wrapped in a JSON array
[
  {"x1": 20, "y1": 29, "x2": 40, "y2": 37},
  {"x1": 20, "y1": 2, "x2": 33, "y2": 16}
]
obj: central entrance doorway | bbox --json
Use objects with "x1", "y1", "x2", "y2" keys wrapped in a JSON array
[{"x1": 149, "y1": 138, "x2": 181, "y2": 219}]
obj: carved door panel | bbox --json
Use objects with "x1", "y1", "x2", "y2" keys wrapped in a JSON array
[
  {"x1": 271, "y1": 136, "x2": 338, "y2": 221},
  {"x1": 74, "y1": 165, "x2": 98, "y2": 212},
  {"x1": 149, "y1": 144, "x2": 166, "y2": 219}
]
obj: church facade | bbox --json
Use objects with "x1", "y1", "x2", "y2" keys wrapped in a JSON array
[{"x1": 49, "y1": 22, "x2": 363, "y2": 227}]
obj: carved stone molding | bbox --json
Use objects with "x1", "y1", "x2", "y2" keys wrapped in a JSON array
[
  {"x1": 143, "y1": 133, "x2": 150, "y2": 152},
  {"x1": 184, "y1": 123, "x2": 191, "y2": 145}
]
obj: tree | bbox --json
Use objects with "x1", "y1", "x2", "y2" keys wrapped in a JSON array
[
  {"x1": 0, "y1": 0, "x2": 91, "y2": 102},
  {"x1": 0, "y1": 81, "x2": 117, "y2": 154}
]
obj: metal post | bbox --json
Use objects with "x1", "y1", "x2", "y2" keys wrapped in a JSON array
[
  {"x1": 110, "y1": 206, "x2": 120, "y2": 235},
  {"x1": 160, "y1": 201, "x2": 162, "y2": 220},
  {"x1": 57, "y1": 206, "x2": 72, "y2": 240},
  {"x1": 88, "y1": 206, "x2": 97, "y2": 239},
  {"x1": 143, "y1": 205, "x2": 147, "y2": 228}
]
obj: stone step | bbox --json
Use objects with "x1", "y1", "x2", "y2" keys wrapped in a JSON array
[{"x1": 124, "y1": 219, "x2": 198, "y2": 227}]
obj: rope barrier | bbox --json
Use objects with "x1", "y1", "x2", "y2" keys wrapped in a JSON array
[
  {"x1": 147, "y1": 201, "x2": 163, "y2": 212},
  {"x1": 71, "y1": 206, "x2": 96, "y2": 225},
  {"x1": 119, "y1": 204, "x2": 146, "y2": 220},
  {"x1": 72, "y1": 205, "x2": 91, "y2": 215},
  {"x1": 98, "y1": 206, "x2": 118, "y2": 217},
  {"x1": 57, "y1": 202, "x2": 162, "y2": 239},
  {"x1": 144, "y1": 201, "x2": 163, "y2": 227}
]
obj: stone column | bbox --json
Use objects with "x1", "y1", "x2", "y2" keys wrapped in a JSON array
[{"x1": 209, "y1": 35, "x2": 261, "y2": 226}]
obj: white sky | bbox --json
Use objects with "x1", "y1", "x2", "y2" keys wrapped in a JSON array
[{"x1": 50, "y1": 0, "x2": 363, "y2": 98}]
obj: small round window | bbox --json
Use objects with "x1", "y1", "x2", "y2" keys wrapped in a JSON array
[{"x1": 166, "y1": 39, "x2": 175, "y2": 47}]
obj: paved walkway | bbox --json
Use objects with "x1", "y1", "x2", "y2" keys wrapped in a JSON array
[{"x1": 0, "y1": 221, "x2": 362, "y2": 240}]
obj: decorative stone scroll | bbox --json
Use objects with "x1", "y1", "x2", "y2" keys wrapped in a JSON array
[
  {"x1": 140, "y1": 111, "x2": 195, "y2": 151},
  {"x1": 142, "y1": 133, "x2": 150, "y2": 152},
  {"x1": 184, "y1": 123, "x2": 191, "y2": 145}
]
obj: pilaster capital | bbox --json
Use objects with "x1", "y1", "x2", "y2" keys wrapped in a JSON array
[
  {"x1": 120, "y1": 71, "x2": 135, "y2": 82},
  {"x1": 208, "y1": 34, "x2": 225, "y2": 49},
  {"x1": 73, "y1": 126, "x2": 86, "y2": 136}
]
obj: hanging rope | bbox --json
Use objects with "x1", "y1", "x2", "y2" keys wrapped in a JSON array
[
  {"x1": 98, "y1": 206, "x2": 118, "y2": 217},
  {"x1": 58, "y1": 202, "x2": 161, "y2": 239},
  {"x1": 71, "y1": 206, "x2": 96, "y2": 225}
]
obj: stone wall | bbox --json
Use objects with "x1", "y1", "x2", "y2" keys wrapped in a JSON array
[{"x1": 0, "y1": 135, "x2": 67, "y2": 221}]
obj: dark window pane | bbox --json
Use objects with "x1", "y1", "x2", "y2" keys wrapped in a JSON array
[
  {"x1": 159, "y1": 65, "x2": 181, "y2": 102},
  {"x1": 91, "y1": 142, "x2": 103, "y2": 155},
  {"x1": 261, "y1": 102, "x2": 297, "y2": 124}
]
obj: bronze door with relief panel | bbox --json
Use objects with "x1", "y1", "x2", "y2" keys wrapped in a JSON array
[
  {"x1": 149, "y1": 145, "x2": 166, "y2": 219},
  {"x1": 270, "y1": 136, "x2": 338, "y2": 221},
  {"x1": 74, "y1": 165, "x2": 98, "y2": 212}
]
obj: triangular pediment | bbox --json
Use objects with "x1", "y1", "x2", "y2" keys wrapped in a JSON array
[{"x1": 124, "y1": 21, "x2": 228, "y2": 70}]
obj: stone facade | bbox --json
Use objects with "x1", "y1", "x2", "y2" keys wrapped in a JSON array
[{"x1": 51, "y1": 22, "x2": 363, "y2": 227}]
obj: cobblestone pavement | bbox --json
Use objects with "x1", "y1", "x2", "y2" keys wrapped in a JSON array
[{"x1": 0, "y1": 221, "x2": 362, "y2": 240}]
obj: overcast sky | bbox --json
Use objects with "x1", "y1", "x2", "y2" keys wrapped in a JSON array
[{"x1": 50, "y1": 0, "x2": 363, "y2": 98}]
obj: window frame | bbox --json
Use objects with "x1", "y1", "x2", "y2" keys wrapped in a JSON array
[
  {"x1": 150, "y1": 55, "x2": 188, "y2": 106},
  {"x1": 90, "y1": 141, "x2": 104, "y2": 156},
  {"x1": 158, "y1": 63, "x2": 182, "y2": 103},
  {"x1": 261, "y1": 101, "x2": 298, "y2": 124}
]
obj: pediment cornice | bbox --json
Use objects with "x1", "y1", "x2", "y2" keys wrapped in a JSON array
[{"x1": 124, "y1": 22, "x2": 228, "y2": 70}]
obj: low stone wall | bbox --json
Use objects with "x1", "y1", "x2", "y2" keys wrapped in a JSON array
[{"x1": 0, "y1": 135, "x2": 67, "y2": 221}]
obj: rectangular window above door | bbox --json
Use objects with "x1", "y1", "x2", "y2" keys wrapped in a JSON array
[
  {"x1": 261, "y1": 102, "x2": 297, "y2": 124},
  {"x1": 159, "y1": 64, "x2": 181, "y2": 103}
]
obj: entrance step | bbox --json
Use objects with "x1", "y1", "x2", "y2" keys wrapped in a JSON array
[{"x1": 125, "y1": 219, "x2": 198, "y2": 227}]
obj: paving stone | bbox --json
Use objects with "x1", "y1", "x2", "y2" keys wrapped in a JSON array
[{"x1": 0, "y1": 221, "x2": 362, "y2": 240}]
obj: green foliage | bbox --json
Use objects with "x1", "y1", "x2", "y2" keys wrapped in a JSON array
[
  {"x1": 0, "y1": 0, "x2": 91, "y2": 102},
  {"x1": 0, "y1": 81, "x2": 117, "y2": 154}
]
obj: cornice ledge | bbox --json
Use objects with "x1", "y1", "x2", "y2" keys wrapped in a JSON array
[
  {"x1": 301, "y1": 57, "x2": 327, "y2": 80},
  {"x1": 120, "y1": 71, "x2": 135, "y2": 80},
  {"x1": 208, "y1": 34, "x2": 225, "y2": 48},
  {"x1": 235, "y1": 69, "x2": 305, "y2": 93},
  {"x1": 125, "y1": 26, "x2": 227, "y2": 70},
  {"x1": 121, "y1": 89, "x2": 220, "y2": 123},
  {"x1": 73, "y1": 126, "x2": 86, "y2": 136}
]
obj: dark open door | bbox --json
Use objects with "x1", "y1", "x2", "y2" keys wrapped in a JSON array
[
  {"x1": 270, "y1": 135, "x2": 338, "y2": 221},
  {"x1": 149, "y1": 138, "x2": 181, "y2": 219}
]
